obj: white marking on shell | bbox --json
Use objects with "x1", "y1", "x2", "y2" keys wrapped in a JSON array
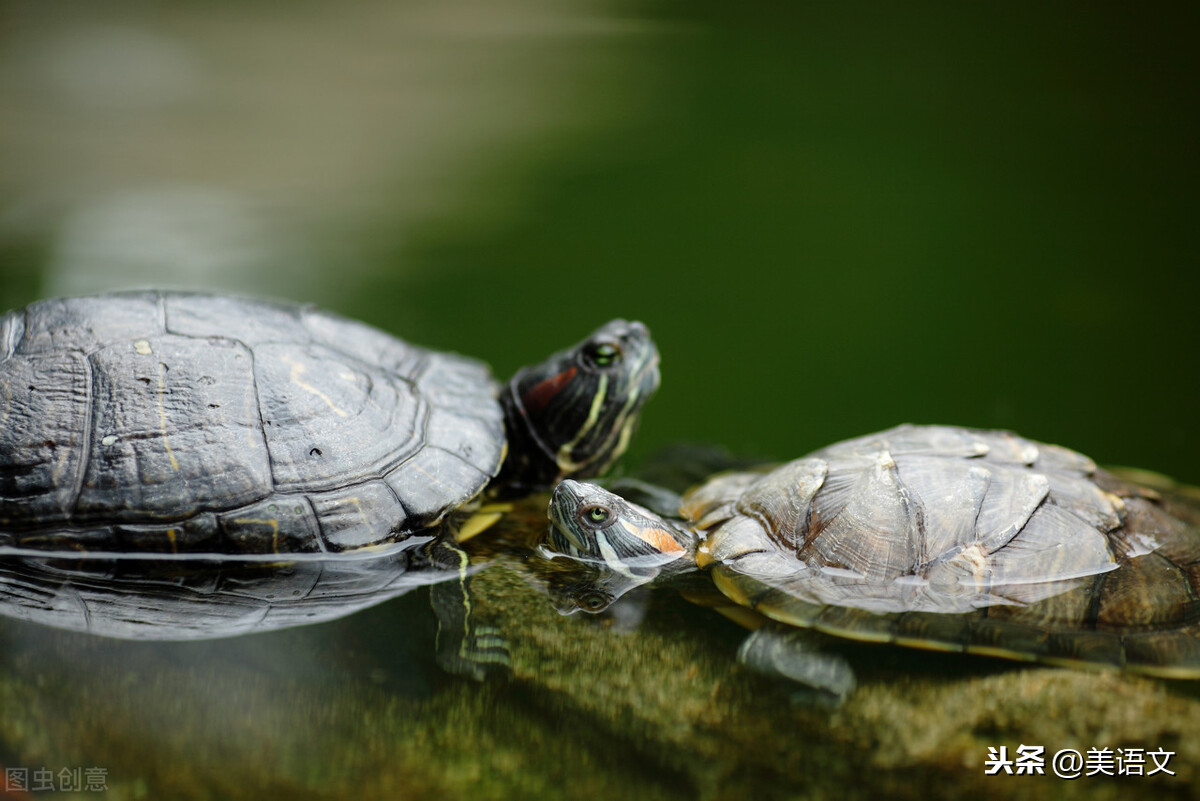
[
  {"x1": 281, "y1": 354, "x2": 348, "y2": 418},
  {"x1": 157, "y1": 362, "x2": 179, "y2": 471}
]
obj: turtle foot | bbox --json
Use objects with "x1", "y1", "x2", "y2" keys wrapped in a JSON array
[{"x1": 737, "y1": 626, "x2": 856, "y2": 707}]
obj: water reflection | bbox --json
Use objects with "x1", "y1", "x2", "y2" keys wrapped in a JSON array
[
  {"x1": 0, "y1": 546, "x2": 447, "y2": 641},
  {"x1": 3, "y1": 487, "x2": 1200, "y2": 799}
]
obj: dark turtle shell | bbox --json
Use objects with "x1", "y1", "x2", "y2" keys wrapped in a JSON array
[
  {"x1": 689, "y1": 425, "x2": 1200, "y2": 676},
  {"x1": 0, "y1": 291, "x2": 505, "y2": 558}
]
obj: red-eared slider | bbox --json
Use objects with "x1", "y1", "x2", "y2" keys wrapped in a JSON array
[
  {"x1": 543, "y1": 425, "x2": 1200, "y2": 702},
  {"x1": 0, "y1": 291, "x2": 659, "y2": 676}
]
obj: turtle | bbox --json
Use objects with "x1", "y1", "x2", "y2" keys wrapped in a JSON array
[
  {"x1": 0, "y1": 290, "x2": 660, "y2": 677},
  {"x1": 541, "y1": 424, "x2": 1200, "y2": 703}
]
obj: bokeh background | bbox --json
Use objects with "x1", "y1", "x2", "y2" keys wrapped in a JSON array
[
  {"x1": 3, "y1": 5, "x2": 1200, "y2": 800},
  {"x1": 2, "y1": 0, "x2": 1198, "y2": 479}
]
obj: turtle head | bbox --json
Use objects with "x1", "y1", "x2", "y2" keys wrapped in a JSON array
[
  {"x1": 496, "y1": 320, "x2": 659, "y2": 495},
  {"x1": 538, "y1": 479, "x2": 695, "y2": 613}
]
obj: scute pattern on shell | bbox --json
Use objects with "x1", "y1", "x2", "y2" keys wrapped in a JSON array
[
  {"x1": 691, "y1": 425, "x2": 1200, "y2": 674},
  {"x1": 0, "y1": 291, "x2": 506, "y2": 557}
]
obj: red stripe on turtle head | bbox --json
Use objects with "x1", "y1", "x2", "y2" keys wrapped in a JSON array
[{"x1": 522, "y1": 366, "x2": 578, "y2": 416}]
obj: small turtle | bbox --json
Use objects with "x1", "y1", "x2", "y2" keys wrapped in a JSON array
[
  {"x1": 0, "y1": 291, "x2": 659, "y2": 677},
  {"x1": 543, "y1": 425, "x2": 1200, "y2": 702}
]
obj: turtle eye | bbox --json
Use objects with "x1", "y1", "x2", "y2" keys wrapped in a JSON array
[
  {"x1": 579, "y1": 592, "x2": 610, "y2": 613},
  {"x1": 582, "y1": 340, "x2": 622, "y2": 369},
  {"x1": 579, "y1": 504, "x2": 612, "y2": 529}
]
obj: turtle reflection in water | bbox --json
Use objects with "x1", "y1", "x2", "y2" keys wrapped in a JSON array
[
  {"x1": 0, "y1": 292, "x2": 659, "y2": 678},
  {"x1": 542, "y1": 425, "x2": 1200, "y2": 703}
]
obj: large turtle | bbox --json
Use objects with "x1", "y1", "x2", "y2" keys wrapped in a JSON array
[
  {"x1": 0, "y1": 290, "x2": 659, "y2": 676},
  {"x1": 542, "y1": 425, "x2": 1200, "y2": 702}
]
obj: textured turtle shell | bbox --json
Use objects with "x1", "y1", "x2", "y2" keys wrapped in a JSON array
[
  {"x1": 0, "y1": 292, "x2": 505, "y2": 558},
  {"x1": 687, "y1": 425, "x2": 1200, "y2": 676}
]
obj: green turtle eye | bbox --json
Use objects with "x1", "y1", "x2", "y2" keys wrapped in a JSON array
[
  {"x1": 583, "y1": 341, "x2": 622, "y2": 369},
  {"x1": 580, "y1": 504, "x2": 611, "y2": 528},
  {"x1": 580, "y1": 593, "x2": 609, "y2": 612}
]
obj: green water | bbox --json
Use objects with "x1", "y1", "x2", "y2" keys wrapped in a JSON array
[{"x1": 1, "y1": 2, "x2": 1198, "y2": 799}]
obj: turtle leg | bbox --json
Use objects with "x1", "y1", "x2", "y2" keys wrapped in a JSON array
[
  {"x1": 456, "y1": 502, "x2": 513, "y2": 542},
  {"x1": 427, "y1": 537, "x2": 511, "y2": 681},
  {"x1": 737, "y1": 625, "x2": 856, "y2": 707}
]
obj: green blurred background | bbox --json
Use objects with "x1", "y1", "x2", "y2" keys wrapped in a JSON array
[
  {"x1": 2, "y1": 0, "x2": 1197, "y2": 480},
  {"x1": 2, "y1": 6, "x2": 1199, "y2": 799}
]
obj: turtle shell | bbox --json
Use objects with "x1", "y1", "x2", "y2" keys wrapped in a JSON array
[
  {"x1": 0, "y1": 291, "x2": 506, "y2": 558},
  {"x1": 687, "y1": 425, "x2": 1200, "y2": 677}
]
